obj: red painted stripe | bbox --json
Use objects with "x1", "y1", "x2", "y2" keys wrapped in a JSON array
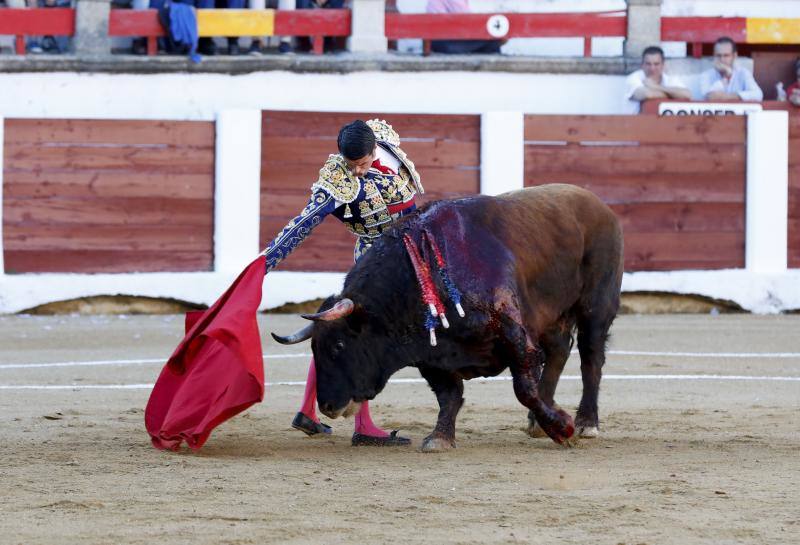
[
  {"x1": 385, "y1": 12, "x2": 626, "y2": 40},
  {"x1": 661, "y1": 17, "x2": 747, "y2": 43},
  {"x1": 108, "y1": 9, "x2": 163, "y2": 36},
  {"x1": 274, "y1": 9, "x2": 350, "y2": 36},
  {"x1": 0, "y1": 8, "x2": 75, "y2": 35}
]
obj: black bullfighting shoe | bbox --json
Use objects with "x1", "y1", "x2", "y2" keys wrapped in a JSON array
[
  {"x1": 291, "y1": 412, "x2": 332, "y2": 436},
  {"x1": 351, "y1": 430, "x2": 411, "y2": 447}
]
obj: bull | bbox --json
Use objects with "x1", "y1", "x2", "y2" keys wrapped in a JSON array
[{"x1": 273, "y1": 184, "x2": 624, "y2": 451}]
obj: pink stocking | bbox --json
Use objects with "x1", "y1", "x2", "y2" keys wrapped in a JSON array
[
  {"x1": 298, "y1": 357, "x2": 319, "y2": 423},
  {"x1": 354, "y1": 400, "x2": 389, "y2": 438}
]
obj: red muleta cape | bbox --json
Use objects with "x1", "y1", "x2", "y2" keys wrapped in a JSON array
[{"x1": 145, "y1": 255, "x2": 266, "y2": 450}]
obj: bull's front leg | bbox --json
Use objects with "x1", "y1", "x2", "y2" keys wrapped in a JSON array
[
  {"x1": 503, "y1": 323, "x2": 575, "y2": 446},
  {"x1": 418, "y1": 366, "x2": 464, "y2": 452}
]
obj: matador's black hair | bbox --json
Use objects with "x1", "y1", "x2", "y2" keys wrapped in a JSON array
[{"x1": 337, "y1": 120, "x2": 376, "y2": 161}]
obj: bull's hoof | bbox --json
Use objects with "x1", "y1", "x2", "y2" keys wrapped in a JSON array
[
  {"x1": 421, "y1": 435, "x2": 455, "y2": 452},
  {"x1": 526, "y1": 421, "x2": 548, "y2": 438},
  {"x1": 577, "y1": 426, "x2": 599, "y2": 438}
]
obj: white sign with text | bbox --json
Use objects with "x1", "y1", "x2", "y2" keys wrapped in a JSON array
[{"x1": 658, "y1": 102, "x2": 764, "y2": 116}]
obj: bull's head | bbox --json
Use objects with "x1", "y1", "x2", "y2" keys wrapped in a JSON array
[{"x1": 271, "y1": 296, "x2": 395, "y2": 420}]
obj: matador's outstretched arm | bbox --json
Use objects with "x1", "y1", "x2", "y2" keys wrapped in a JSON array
[{"x1": 262, "y1": 189, "x2": 339, "y2": 272}]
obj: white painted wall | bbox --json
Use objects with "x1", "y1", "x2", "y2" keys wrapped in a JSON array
[
  {"x1": 0, "y1": 270, "x2": 347, "y2": 314},
  {"x1": 0, "y1": 71, "x2": 632, "y2": 118},
  {"x1": 745, "y1": 111, "x2": 789, "y2": 273},
  {"x1": 481, "y1": 111, "x2": 524, "y2": 196},
  {"x1": 214, "y1": 109, "x2": 263, "y2": 273}
]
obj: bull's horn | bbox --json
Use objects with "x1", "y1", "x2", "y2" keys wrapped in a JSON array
[
  {"x1": 301, "y1": 298, "x2": 355, "y2": 322},
  {"x1": 271, "y1": 324, "x2": 314, "y2": 345}
]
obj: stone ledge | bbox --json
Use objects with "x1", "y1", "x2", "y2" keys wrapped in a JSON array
[{"x1": 0, "y1": 52, "x2": 635, "y2": 75}]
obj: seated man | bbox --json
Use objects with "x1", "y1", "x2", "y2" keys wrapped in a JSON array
[
  {"x1": 700, "y1": 36, "x2": 763, "y2": 102},
  {"x1": 427, "y1": 0, "x2": 502, "y2": 54},
  {"x1": 249, "y1": 0, "x2": 295, "y2": 55},
  {"x1": 265, "y1": 119, "x2": 420, "y2": 446},
  {"x1": 625, "y1": 45, "x2": 692, "y2": 114}
]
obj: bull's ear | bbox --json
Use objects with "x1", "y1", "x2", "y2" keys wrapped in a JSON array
[{"x1": 343, "y1": 304, "x2": 368, "y2": 334}]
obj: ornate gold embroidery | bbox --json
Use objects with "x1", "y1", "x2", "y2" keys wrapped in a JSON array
[
  {"x1": 311, "y1": 154, "x2": 360, "y2": 203},
  {"x1": 366, "y1": 119, "x2": 400, "y2": 147}
]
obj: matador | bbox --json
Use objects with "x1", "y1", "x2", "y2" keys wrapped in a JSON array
[{"x1": 263, "y1": 119, "x2": 423, "y2": 446}]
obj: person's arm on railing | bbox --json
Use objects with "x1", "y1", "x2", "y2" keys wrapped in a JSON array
[{"x1": 736, "y1": 69, "x2": 764, "y2": 102}]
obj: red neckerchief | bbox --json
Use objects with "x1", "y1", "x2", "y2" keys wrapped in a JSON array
[{"x1": 371, "y1": 158, "x2": 396, "y2": 175}]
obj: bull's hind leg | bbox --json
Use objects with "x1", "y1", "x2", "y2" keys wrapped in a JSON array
[
  {"x1": 502, "y1": 322, "x2": 574, "y2": 445},
  {"x1": 575, "y1": 299, "x2": 618, "y2": 438},
  {"x1": 418, "y1": 366, "x2": 464, "y2": 452},
  {"x1": 527, "y1": 327, "x2": 573, "y2": 438}
]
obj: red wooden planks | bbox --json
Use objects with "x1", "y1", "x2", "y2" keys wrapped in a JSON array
[
  {"x1": 789, "y1": 114, "x2": 800, "y2": 268},
  {"x1": 274, "y1": 9, "x2": 350, "y2": 36},
  {"x1": 3, "y1": 119, "x2": 215, "y2": 273},
  {"x1": 524, "y1": 115, "x2": 746, "y2": 145},
  {"x1": 661, "y1": 17, "x2": 747, "y2": 44},
  {"x1": 260, "y1": 111, "x2": 480, "y2": 272},
  {"x1": 262, "y1": 111, "x2": 480, "y2": 142},
  {"x1": 0, "y1": 8, "x2": 75, "y2": 34},
  {"x1": 3, "y1": 250, "x2": 210, "y2": 274},
  {"x1": 524, "y1": 114, "x2": 747, "y2": 272},
  {"x1": 108, "y1": 9, "x2": 163, "y2": 36}
]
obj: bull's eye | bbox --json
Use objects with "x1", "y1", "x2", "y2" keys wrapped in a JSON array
[{"x1": 331, "y1": 339, "x2": 345, "y2": 356}]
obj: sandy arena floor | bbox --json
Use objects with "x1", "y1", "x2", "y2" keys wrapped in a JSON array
[{"x1": 0, "y1": 313, "x2": 799, "y2": 545}]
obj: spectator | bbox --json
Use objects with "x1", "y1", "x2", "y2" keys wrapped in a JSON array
[
  {"x1": 426, "y1": 0, "x2": 502, "y2": 54},
  {"x1": 624, "y1": 45, "x2": 692, "y2": 114},
  {"x1": 785, "y1": 57, "x2": 800, "y2": 107},
  {"x1": 218, "y1": 0, "x2": 245, "y2": 55},
  {"x1": 249, "y1": 0, "x2": 295, "y2": 55},
  {"x1": 8, "y1": 0, "x2": 71, "y2": 54},
  {"x1": 295, "y1": 0, "x2": 345, "y2": 53},
  {"x1": 700, "y1": 36, "x2": 763, "y2": 102}
]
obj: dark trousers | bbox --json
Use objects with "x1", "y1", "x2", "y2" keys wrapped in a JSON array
[
  {"x1": 431, "y1": 39, "x2": 502, "y2": 54},
  {"x1": 296, "y1": 0, "x2": 344, "y2": 8}
]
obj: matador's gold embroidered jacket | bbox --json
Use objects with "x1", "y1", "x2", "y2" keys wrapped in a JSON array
[{"x1": 263, "y1": 120, "x2": 424, "y2": 271}]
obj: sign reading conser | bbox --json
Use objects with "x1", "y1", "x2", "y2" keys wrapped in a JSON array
[{"x1": 658, "y1": 102, "x2": 764, "y2": 116}]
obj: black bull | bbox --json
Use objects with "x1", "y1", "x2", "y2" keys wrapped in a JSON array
[{"x1": 274, "y1": 184, "x2": 624, "y2": 450}]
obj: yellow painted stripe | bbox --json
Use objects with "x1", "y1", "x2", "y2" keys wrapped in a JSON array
[
  {"x1": 197, "y1": 9, "x2": 275, "y2": 37},
  {"x1": 746, "y1": 18, "x2": 800, "y2": 44}
]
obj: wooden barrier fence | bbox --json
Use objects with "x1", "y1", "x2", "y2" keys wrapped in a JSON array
[
  {"x1": 108, "y1": 8, "x2": 350, "y2": 56},
  {"x1": 260, "y1": 111, "x2": 480, "y2": 272},
  {"x1": 523, "y1": 114, "x2": 748, "y2": 271},
  {"x1": 640, "y1": 100, "x2": 799, "y2": 269},
  {"x1": 2, "y1": 113, "x2": 792, "y2": 274},
  {"x1": 0, "y1": 8, "x2": 74, "y2": 55},
  {"x1": 2, "y1": 119, "x2": 215, "y2": 273},
  {"x1": 2, "y1": 9, "x2": 799, "y2": 57},
  {"x1": 385, "y1": 11, "x2": 626, "y2": 57}
]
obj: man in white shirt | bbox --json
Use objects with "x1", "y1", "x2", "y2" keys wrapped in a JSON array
[
  {"x1": 700, "y1": 37, "x2": 763, "y2": 102},
  {"x1": 625, "y1": 46, "x2": 692, "y2": 114}
]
